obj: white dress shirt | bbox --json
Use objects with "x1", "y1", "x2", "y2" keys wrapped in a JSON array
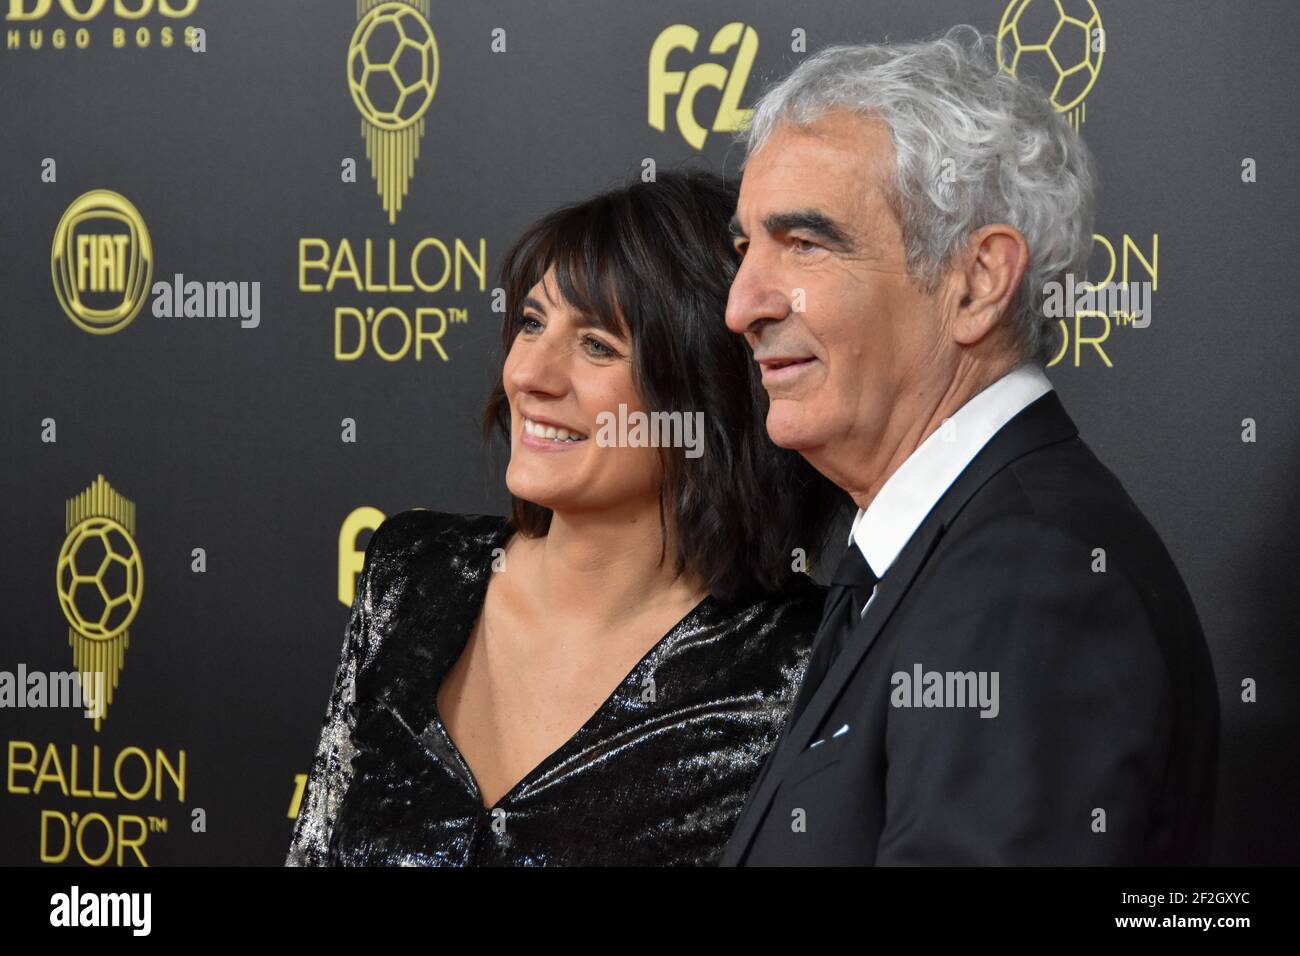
[{"x1": 849, "y1": 362, "x2": 1054, "y2": 617}]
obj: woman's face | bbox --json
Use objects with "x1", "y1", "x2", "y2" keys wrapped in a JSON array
[{"x1": 504, "y1": 265, "x2": 663, "y2": 518}]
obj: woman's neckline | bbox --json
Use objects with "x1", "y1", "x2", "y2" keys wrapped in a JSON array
[{"x1": 430, "y1": 516, "x2": 714, "y2": 813}]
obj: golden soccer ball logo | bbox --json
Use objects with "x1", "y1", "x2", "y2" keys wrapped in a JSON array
[
  {"x1": 997, "y1": 0, "x2": 1104, "y2": 113},
  {"x1": 56, "y1": 516, "x2": 144, "y2": 641},
  {"x1": 347, "y1": 2, "x2": 439, "y2": 130}
]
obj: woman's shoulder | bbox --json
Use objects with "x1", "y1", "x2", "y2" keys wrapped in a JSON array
[
  {"x1": 371, "y1": 508, "x2": 508, "y2": 551},
  {"x1": 349, "y1": 510, "x2": 508, "y2": 693},
  {"x1": 364, "y1": 509, "x2": 509, "y2": 575},
  {"x1": 355, "y1": 509, "x2": 508, "y2": 626},
  {"x1": 703, "y1": 572, "x2": 828, "y2": 657},
  {"x1": 729, "y1": 571, "x2": 827, "y2": 622},
  {"x1": 650, "y1": 573, "x2": 826, "y2": 719}
]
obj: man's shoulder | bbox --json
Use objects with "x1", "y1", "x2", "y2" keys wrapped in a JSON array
[
  {"x1": 947, "y1": 434, "x2": 1179, "y2": 581},
  {"x1": 914, "y1": 434, "x2": 1207, "y2": 666},
  {"x1": 886, "y1": 437, "x2": 1208, "y2": 708}
]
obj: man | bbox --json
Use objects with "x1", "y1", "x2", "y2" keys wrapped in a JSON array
[{"x1": 720, "y1": 26, "x2": 1219, "y2": 865}]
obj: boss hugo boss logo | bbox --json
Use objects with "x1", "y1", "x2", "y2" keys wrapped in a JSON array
[{"x1": 5, "y1": 0, "x2": 201, "y2": 53}]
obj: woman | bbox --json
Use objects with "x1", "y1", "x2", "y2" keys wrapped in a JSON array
[{"x1": 285, "y1": 169, "x2": 844, "y2": 866}]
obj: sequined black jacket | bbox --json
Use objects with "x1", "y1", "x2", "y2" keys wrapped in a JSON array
[{"x1": 285, "y1": 509, "x2": 824, "y2": 866}]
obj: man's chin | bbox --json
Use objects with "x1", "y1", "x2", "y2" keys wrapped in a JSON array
[{"x1": 764, "y1": 404, "x2": 817, "y2": 451}]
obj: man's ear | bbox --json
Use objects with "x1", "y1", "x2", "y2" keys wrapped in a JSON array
[{"x1": 949, "y1": 224, "x2": 1030, "y2": 347}]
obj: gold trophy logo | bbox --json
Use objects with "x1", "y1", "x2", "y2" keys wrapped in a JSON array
[
  {"x1": 997, "y1": 0, "x2": 1105, "y2": 130},
  {"x1": 348, "y1": 0, "x2": 440, "y2": 223},
  {"x1": 55, "y1": 475, "x2": 143, "y2": 731}
]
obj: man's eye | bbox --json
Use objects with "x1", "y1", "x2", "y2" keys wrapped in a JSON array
[
  {"x1": 791, "y1": 237, "x2": 819, "y2": 253},
  {"x1": 734, "y1": 239, "x2": 749, "y2": 257}
]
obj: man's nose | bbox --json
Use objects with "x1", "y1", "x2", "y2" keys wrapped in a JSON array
[{"x1": 725, "y1": 253, "x2": 791, "y2": 336}]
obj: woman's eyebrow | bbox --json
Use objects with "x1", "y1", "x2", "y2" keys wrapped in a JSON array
[{"x1": 522, "y1": 295, "x2": 627, "y2": 339}]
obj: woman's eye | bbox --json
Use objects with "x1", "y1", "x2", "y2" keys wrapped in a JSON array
[
  {"x1": 583, "y1": 335, "x2": 615, "y2": 358},
  {"x1": 515, "y1": 314, "x2": 615, "y2": 357}
]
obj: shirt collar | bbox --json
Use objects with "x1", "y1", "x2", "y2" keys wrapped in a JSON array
[{"x1": 848, "y1": 362, "x2": 1054, "y2": 577}]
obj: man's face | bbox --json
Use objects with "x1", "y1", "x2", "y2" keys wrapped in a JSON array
[{"x1": 726, "y1": 110, "x2": 946, "y2": 462}]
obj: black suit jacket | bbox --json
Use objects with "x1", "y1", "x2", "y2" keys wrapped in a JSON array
[{"x1": 721, "y1": 391, "x2": 1219, "y2": 865}]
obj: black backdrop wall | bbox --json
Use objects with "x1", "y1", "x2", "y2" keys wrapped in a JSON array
[{"x1": 1, "y1": 0, "x2": 1296, "y2": 865}]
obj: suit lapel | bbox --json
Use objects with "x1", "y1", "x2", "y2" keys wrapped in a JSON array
[
  {"x1": 783, "y1": 581, "x2": 854, "y2": 726},
  {"x1": 725, "y1": 587, "x2": 847, "y2": 822},
  {"x1": 722, "y1": 390, "x2": 1078, "y2": 864}
]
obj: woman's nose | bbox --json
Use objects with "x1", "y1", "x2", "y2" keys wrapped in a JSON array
[{"x1": 506, "y1": 335, "x2": 569, "y2": 398}]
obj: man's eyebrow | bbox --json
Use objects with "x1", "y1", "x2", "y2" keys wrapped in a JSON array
[{"x1": 728, "y1": 210, "x2": 857, "y2": 252}]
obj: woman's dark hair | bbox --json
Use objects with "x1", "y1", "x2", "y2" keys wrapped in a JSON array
[{"x1": 483, "y1": 167, "x2": 844, "y2": 603}]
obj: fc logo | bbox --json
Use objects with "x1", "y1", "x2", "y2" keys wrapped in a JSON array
[{"x1": 649, "y1": 22, "x2": 757, "y2": 150}]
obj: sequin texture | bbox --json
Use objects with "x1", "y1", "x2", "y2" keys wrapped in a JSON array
[{"x1": 285, "y1": 509, "x2": 823, "y2": 866}]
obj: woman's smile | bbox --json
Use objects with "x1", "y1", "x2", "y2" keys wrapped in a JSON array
[{"x1": 519, "y1": 414, "x2": 589, "y2": 451}]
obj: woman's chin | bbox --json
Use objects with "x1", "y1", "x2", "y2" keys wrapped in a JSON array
[{"x1": 505, "y1": 469, "x2": 561, "y2": 511}]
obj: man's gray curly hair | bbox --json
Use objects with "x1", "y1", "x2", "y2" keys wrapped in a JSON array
[{"x1": 738, "y1": 24, "x2": 1098, "y2": 365}]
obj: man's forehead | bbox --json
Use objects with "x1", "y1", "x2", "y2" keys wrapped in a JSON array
[
  {"x1": 735, "y1": 112, "x2": 892, "y2": 224},
  {"x1": 748, "y1": 112, "x2": 890, "y2": 172}
]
